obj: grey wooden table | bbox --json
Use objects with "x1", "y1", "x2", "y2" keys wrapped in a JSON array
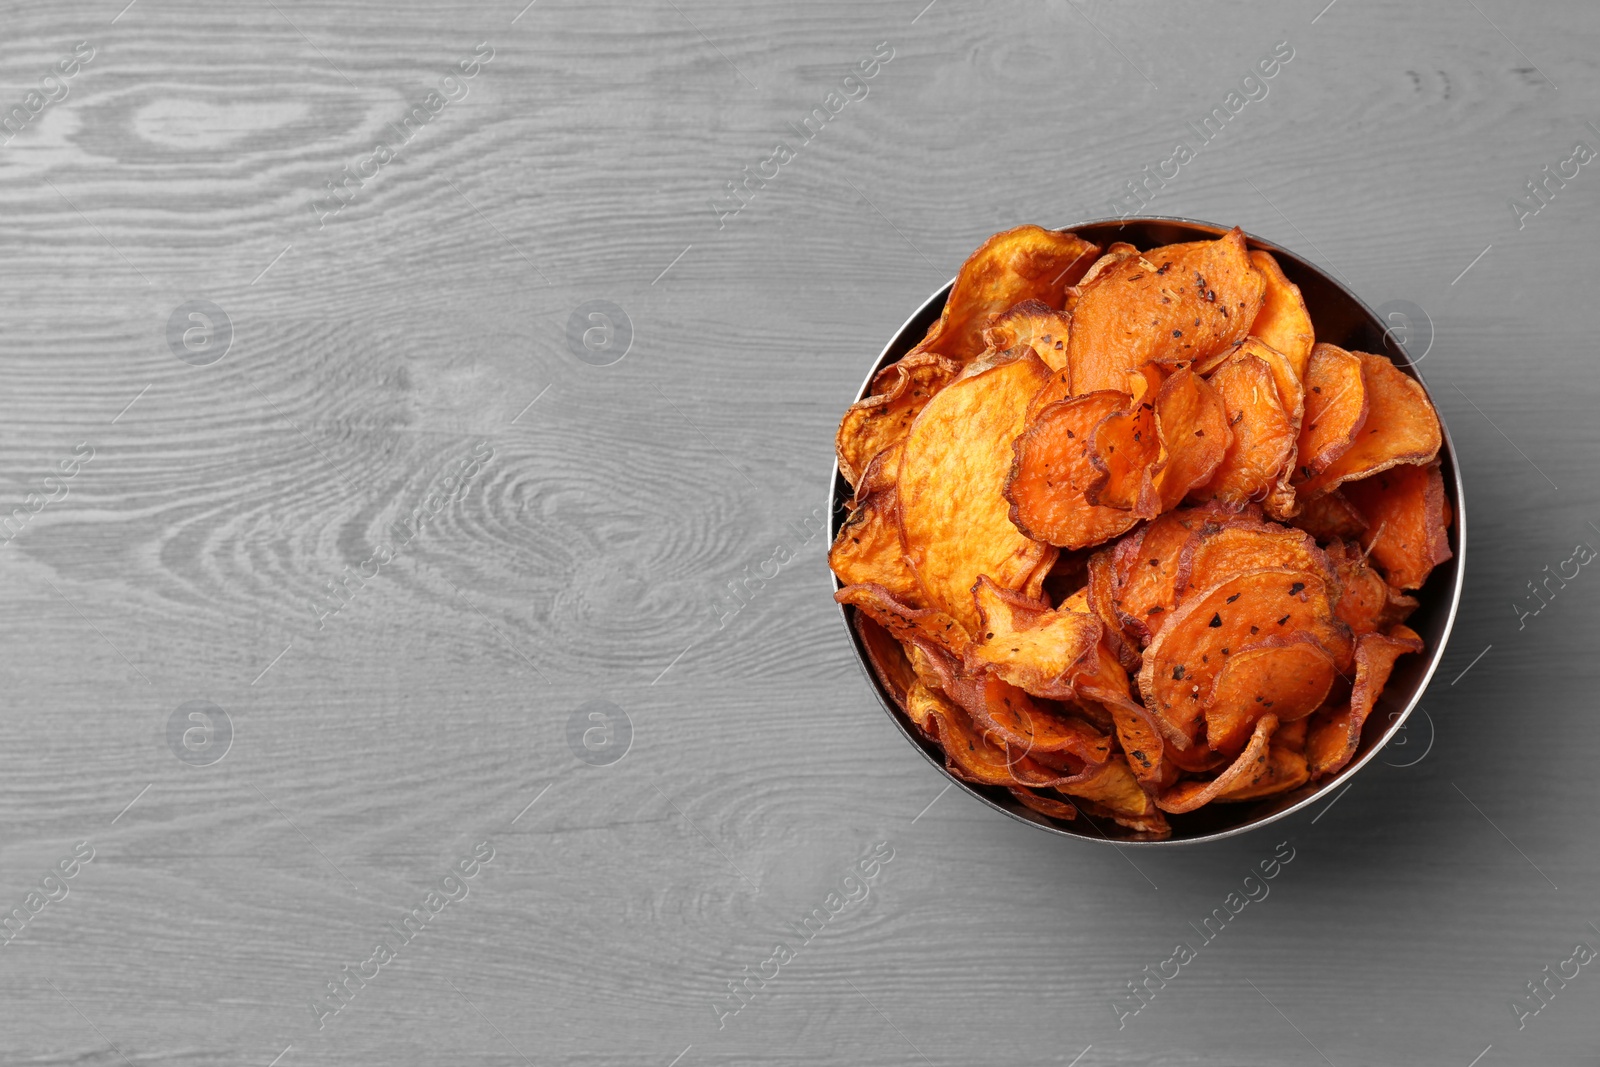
[{"x1": 0, "y1": 0, "x2": 1595, "y2": 1063}]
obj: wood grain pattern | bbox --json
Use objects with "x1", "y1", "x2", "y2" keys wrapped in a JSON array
[{"x1": 1, "y1": 0, "x2": 1598, "y2": 1063}]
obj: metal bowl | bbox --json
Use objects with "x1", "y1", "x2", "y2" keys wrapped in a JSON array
[{"x1": 830, "y1": 216, "x2": 1465, "y2": 845}]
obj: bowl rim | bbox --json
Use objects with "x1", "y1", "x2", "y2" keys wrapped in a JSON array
[{"x1": 828, "y1": 214, "x2": 1466, "y2": 847}]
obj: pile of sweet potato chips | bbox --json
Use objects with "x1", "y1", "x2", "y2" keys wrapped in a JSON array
[{"x1": 832, "y1": 225, "x2": 1451, "y2": 838}]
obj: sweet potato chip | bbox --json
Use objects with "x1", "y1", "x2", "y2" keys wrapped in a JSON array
[
  {"x1": 1072, "y1": 242, "x2": 1140, "y2": 294},
  {"x1": 1230, "y1": 337, "x2": 1307, "y2": 520},
  {"x1": 1305, "y1": 625, "x2": 1423, "y2": 778},
  {"x1": 1152, "y1": 368, "x2": 1231, "y2": 511},
  {"x1": 967, "y1": 576, "x2": 1101, "y2": 699},
  {"x1": 1066, "y1": 228, "x2": 1265, "y2": 393},
  {"x1": 904, "y1": 678, "x2": 947, "y2": 737},
  {"x1": 1075, "y1": 799, "x2": 1171, "y2": 838},
  {"x1": 1325, "y1": 539, "x2": 1419, "y2": 635},
  {"x1": 1070, "y1": 637, "x2": 1159, "y2": 728},
  {"x1": 1108, "y1": 698, "x2": 1167, "y2": 784},
  {"x1": 1198, "y1": 352, "x2": 1296, "y2": 507},
  {"x1": 910, "y1": 619, "x2": 1108, "y2": 766},
  {"x1": 1175, "y1": 517, "x2": 1331, "y2": 603},
  {"x1": 1110, "y1": 501, "x2": 1246, "y2": 644},
  {"x1": 1294, "y1": 344, "x2": 1369, "y2": 487},
  {"x1": 837, "y1": 352, "x2": 960, "y2": 490},
  {"x1": 835, "y1": 582, "x2": 969, "y2": 656},
  {"x1": 900, "y1": 349, "x2": 1057, "y2": 631},
  {"x1": 854, "y1": 613, "x2": 918, "y2": 712},
  {"x1": 1006, "y1": 391, "x2": 1146, "y2": 550},
  {"x1": 961, "y1": 670, "x2": 1113, "y2": 764},
  {"x1": 1217, "y1": 745, "x2": 1310, "y2": 801},
  {"x1": 1296, "y1": 351, "x2": 1441, "y2": 500},
  {"x1": 1248, "y1": 337, "x2": 1303, "y2": 406},
  {"x1": 1274, "y1": 715, "x2": 1309, "y2": 752},
  {"x1": 1088, "y1": 367, "x2": 1163, "y2": 512},
  {"x1": 1086, "y1": 550, "x2": 1143, "y2": 670},
  {"x1": 1204, "y1": 634, "x2": 1337, "y2": 755},
  {"x1": 1158, "y1": 714, "x2": 1278, "y2": 813},
  {"x1": 902, "y1": 631, "x2": 958, "y2": 690},
  {"x1": 1060, "y1": 757, "x2": 1167, "y2": 833},
  {"x1": 923, "y1": 690, "x2": 1065, "y2": 789},
  {"x1": 905, "y1": 659, "x2": 1079, "y2": 787},
  {"x1": 915, "y1": 226, "x2": 1100, "y2": 362},
  {"x1": 1247, "y1": 250, "x2": 1315, "y2": 378},
  {"x1": 1068, "y1": 639, "x2": 1184, "y2": 764},
  {"x1": 829, "y1": 444, "x2": 920, "y2": 600},
  {"x1": 1139, "y1": 568, "x2": 1348, "y2": 743},
  {"x1": 1026, "y1": 365, "x2": 1077, "y2": 422},
  {"x1": 1165, "y1": 742, "x2": 1229, "y2": 774},
  {"x1": 984, "y1": 299, "x2": 1073, "y2": 372},
  {"x1": 1008, "y1": 786, "x2": 1079, "y2": 820},
  {"x1": 1342, "y1": 462, "x2": 1452, "y2": 590},
  {"x1": 1195, "y1": 335, "x2": 1298, "y2": 394},
  {"x1": 1291, "y1": 488, "x2": 1367, "y2": 543},
  {"x1": 1067, "y1": 694, "x2": 1114, "y2": 733}
]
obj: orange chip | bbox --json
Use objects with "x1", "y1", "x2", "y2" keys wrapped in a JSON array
[
  {"x1": 1296, "y1": 351, "x2": 1441, "y2": 500},
  {"x1": 1138, "y1": 568, "x2": 1349, "y2": 744},
  {"x1": 1203, "y1": 634, "x2": 1337, "y2": 755},
  {"x1": 1158, "y1": 713, "x2": 1279, "y2": 813},
  {"x1": 1066, "y1": 228, "x2": 1265, "y2": 393},
  {"x1": 1107, "y1": 696, "x2": 1167, "y2": 784},
  {"x1": 960, "y1": 671, "x2": 1113, "y2": 764},
  {"x1": 835, "y1": 582, "x2": 969, "y2": 656},
  {"x1": 906, "y1": 657, "x2": 1084, "y2": 787},
  {"x1": 1198, "y1": 351, "x2": 1297, "y2": 507},
  {"x1": 1342, "y1": 462, "x2": 1453, "y2": 590},
  {"x1": 1166, "y1": 742, "x2": 1229, "y2": 774},
  {"x1": 1060, "y1": 757, "x2": 1168, "y2": 836},
  {"x1": 910, "y1": 620, "x2": 1109, "y2": 767},
  {"x1": 1006, "y1": 391, "x2": 1146, "y2": 550},
  {"x1": 1062, "y1": 244, "x2": 1141, "y2": 322},
  {"x1": 915, "y1": 226, "x2": 1100, "y2": 363},
  {"x1": 899, "y1": 349, "x2": 1058, "y2": 631},
  {"x1": 1294, "y1": 343, "x2": 1369, "y2": 487},
  {"x1": 1110, "y1": 501, "x2": 1246, "y2": 644},
  {"x1": 1088, "y1": 366, "x2": 1163, "y2": 512},
  {"x1": 1196, "y1": 335, "x2": 1299, "y2": 397},
  {"x1": 1174, "y1": 517, "x2": 1331, "y2": 603},
  {"x1": 1274, "y1": 715, "x2": 1309, "y2": 752},
  {"x1": 854, "y1": 612, "x2": 918, "y2": 712},
  {"x1": 902, "y1": 631, "x2": 958, "y2": 690},
  {"x1": 1291, "y1": 488, "x2": 1367, "y2": 543},
  {"x1": 1008, "y1": 786, "x2": 1079, "y2": 820},
  {"x1": 1069, "y1": 636, "x2": 1148, "y2": 716},
  {"x1": 1152, "y1": 367, "x2": 1231, "y2": 511},
  {"x1": 1086, "y1": 549, "x2": 1143, "y2": 670},
  {"x1": 1306, "y1": 625, "x2": 1423, "y2": 778},
  {"x1": 967, "y1": 576, "x2": 1101, "y2": 699},
  {"x1": 1217, "y1": 745, "x2": 1310, "y2": 801},
  {"x1": 837, "y1": 352, "x2": 960, "y2": 490},
  {"x1": 903, "y1": 678, "x2": 946, "y2": 738},
  {"x1": 921, "y1": 688, "x2": 1067, "y2": 789},
  {"x1": 829, "y1": 444, "x2": 920, "y2": 601},
  {"x1": 1236, "y1": 337, "x2": 1307, "y2": 520},
  {"x1": 983, "y1": 300, "x2": 1074, "y2": 372},
  {"x1": 1325, "y1": 539, "x2": 1419, "y2": 635},
  {"x1": 1025, "y1": 365, "x2": 1077, "y2": 423},
  {"x1": 1247, "y1": 250, "x2": 1315, "y2": 378}
]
